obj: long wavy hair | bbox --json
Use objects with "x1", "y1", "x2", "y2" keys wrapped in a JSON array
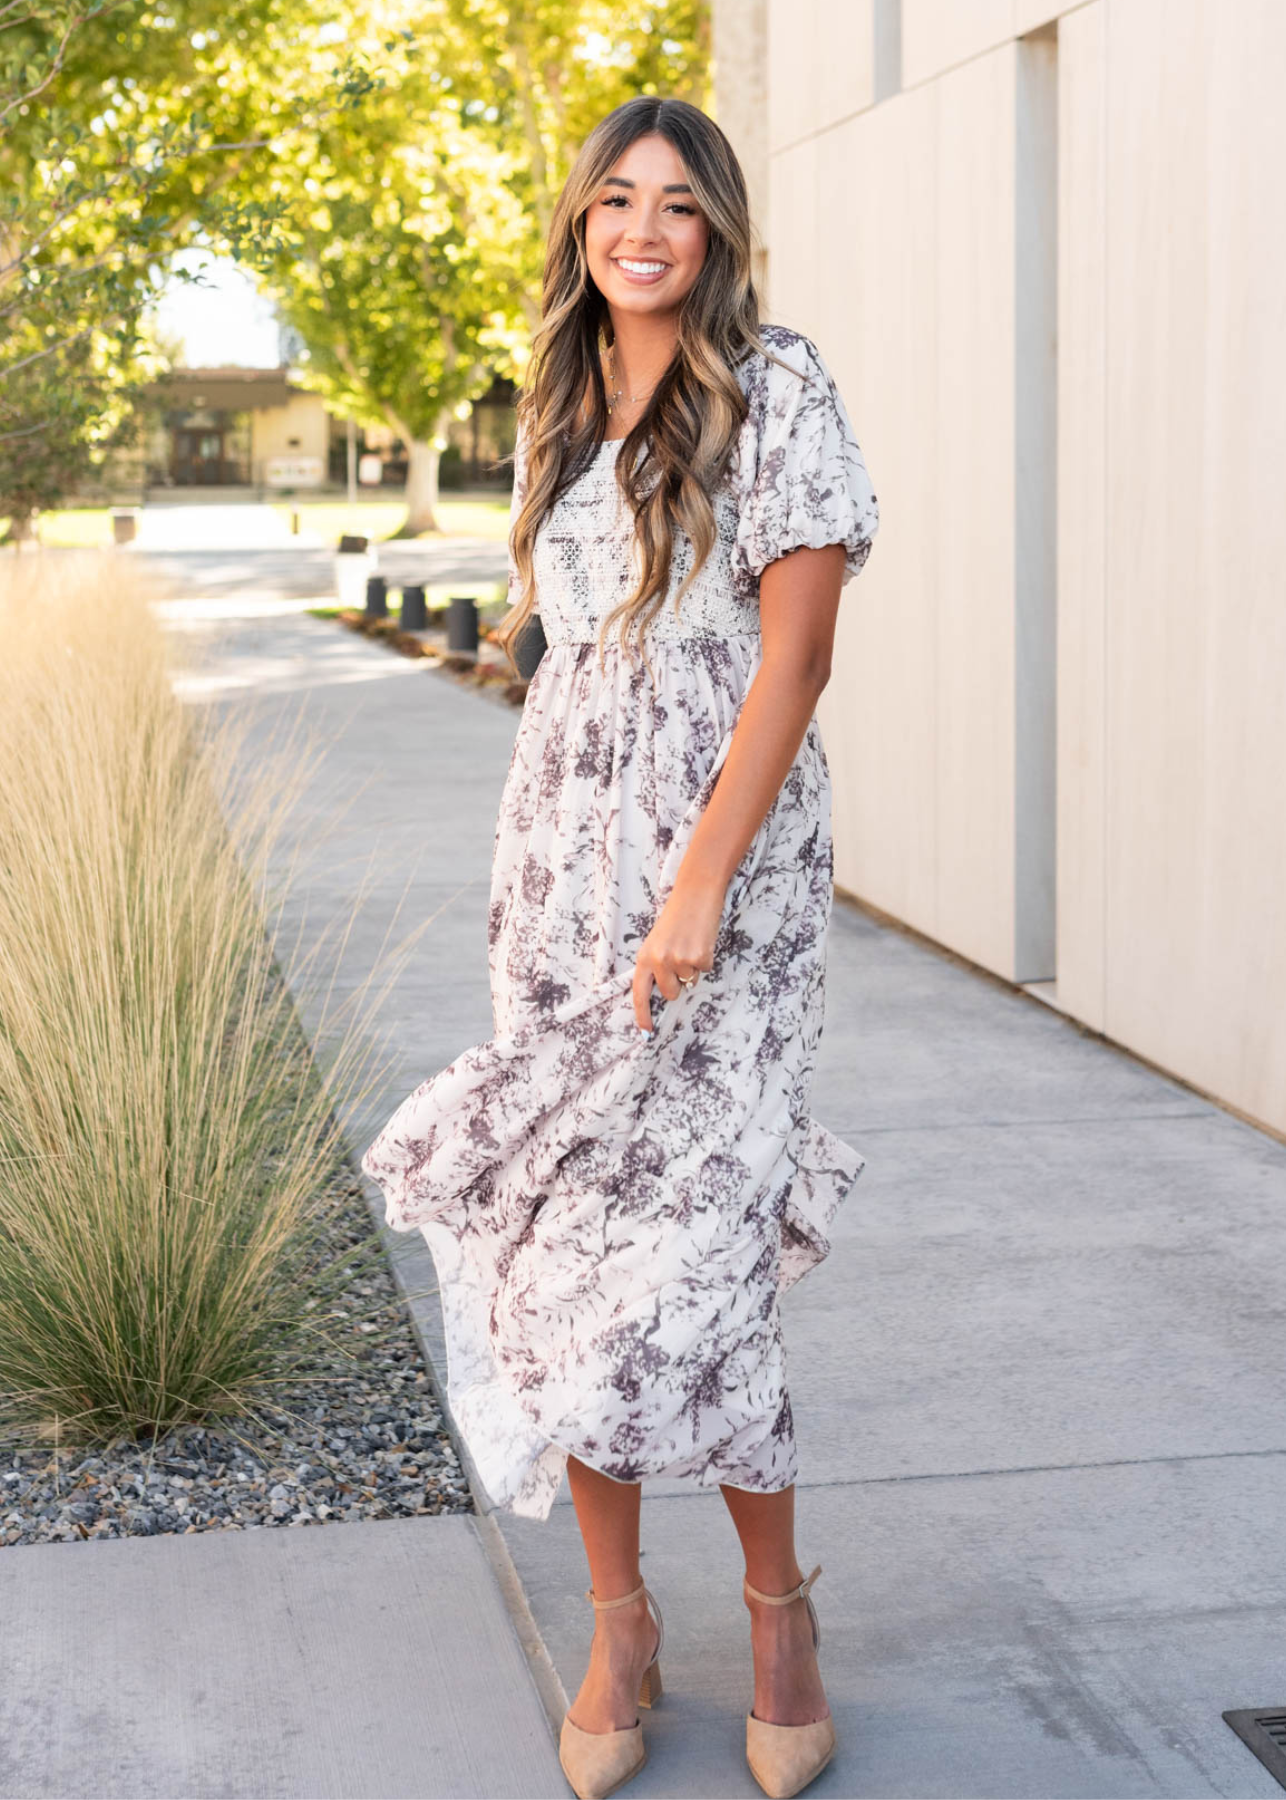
[{"x1": 496, "y1": 96, "x2": 789, "y2": 684}]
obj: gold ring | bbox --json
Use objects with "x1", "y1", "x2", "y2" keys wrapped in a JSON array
[{"x1": 679, "y1": 973, "x2": 698, "y2": 988}]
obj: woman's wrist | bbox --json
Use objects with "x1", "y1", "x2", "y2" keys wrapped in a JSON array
[{"x1": 671, "y1": 847, "x2": 737, "y2": 900}]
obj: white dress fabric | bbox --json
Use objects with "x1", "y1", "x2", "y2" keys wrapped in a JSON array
[{"x1": 361, "y1": 323, "x2": 879, "y2": 1521}]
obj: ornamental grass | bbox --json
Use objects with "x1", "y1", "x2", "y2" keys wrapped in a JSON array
[{"x1": 0, "y1": 551, "x2": 389, "y2": 1446}]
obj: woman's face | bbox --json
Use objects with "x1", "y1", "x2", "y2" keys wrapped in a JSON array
[{"x1": 583, "y1": 132, "x2": 710, "y2": 323}]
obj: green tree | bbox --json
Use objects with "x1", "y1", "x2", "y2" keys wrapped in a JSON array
[
  {"x1": 0, "y1": 1, "x2": 396, "y2": 535},
  {"x1": 237, "y1": 35, "x2": 528, "y2": 535},
  {"x1": 235, "y1": 0, "x2": 710, "y2": 536}
]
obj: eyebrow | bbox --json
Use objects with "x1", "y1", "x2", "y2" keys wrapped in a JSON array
[{"x1": 603, "y1": 177, "x2": 694, "y2": 193}]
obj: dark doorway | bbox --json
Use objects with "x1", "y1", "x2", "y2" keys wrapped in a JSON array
[{"x1": 172, "y1": 428, "x2": 226, "y2": 485}]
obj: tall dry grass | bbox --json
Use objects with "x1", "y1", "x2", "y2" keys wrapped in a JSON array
[{"x1": 0, "y1": 552, "x2": 384, "y2": 1444}]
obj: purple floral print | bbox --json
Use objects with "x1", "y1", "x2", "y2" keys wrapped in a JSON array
[{"x1": 362, "y1": 324, "x2": 879, "y2": 1521}]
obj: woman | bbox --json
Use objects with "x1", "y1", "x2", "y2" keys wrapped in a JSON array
[{"x1": 362, "y1": 95, "x2": 878, "y2": 1800}]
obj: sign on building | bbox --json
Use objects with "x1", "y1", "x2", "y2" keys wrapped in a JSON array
[{"x1": 264, "y1": 455, "x2": 324, "y2": 488}]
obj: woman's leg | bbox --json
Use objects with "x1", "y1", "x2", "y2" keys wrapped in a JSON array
[
  {"x1": 720, "y1": 1482, "x2": 831, "y2": 1726},
  {"x1": 564, "y1": 1454, "x2": 662, "y2": 1733}
]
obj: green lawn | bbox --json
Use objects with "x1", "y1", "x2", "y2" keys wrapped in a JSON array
[
  {"x1": 272, "y1": 491, "x2": 511, "y2": 545},
  {"x1": 3, "y1": 491, "x2": 512, "y2": 551},
  {"x1": 4, "y1": 509, "x2": 115, "y2": 548}
]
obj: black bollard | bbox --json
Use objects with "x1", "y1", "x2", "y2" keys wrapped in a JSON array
[
  {"x1": 400, "y1": 583, "x2": 427, "y2": 631},
  {"x1": 446, "y1": 595, "x2": 479, "y2": 654},
  {"x1": 365, "y1": 574, "x2": 388, "y2": 618}
]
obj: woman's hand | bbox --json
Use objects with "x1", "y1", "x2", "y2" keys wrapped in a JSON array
[{"x1": 632, "y1": 875, "x2": 725, "y2": 1032}]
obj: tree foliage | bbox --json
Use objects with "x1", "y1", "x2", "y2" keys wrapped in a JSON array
[
  {"x1": 0, "y1": 0, "x2": 397, "y2": 532},
  {"x1": 230, "y1": 0, "x2": 711, "y2": 533},
  {"x1": 0, "y1": 1, "x2": 711, "y2": 536}
]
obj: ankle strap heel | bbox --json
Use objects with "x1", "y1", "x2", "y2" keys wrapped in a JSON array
[
  {"x1": 585, "y1": 1578, "x2": 665, "y2": 1705},
  {"x1": 559, "y1": 1580, "x2": 665, "y2": 1799},
  {"x1": 742, "y1": 1565, "x2": 834, "y2": 1798},
  {"x1": 743, "y1": 1563, "x2": 823, "y2": 1651}
]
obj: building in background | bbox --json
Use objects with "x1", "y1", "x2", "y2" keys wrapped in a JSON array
[
  {"x1": 140, "y1": 367, "x2": 329, "y2": 489},
  {"x1": 336, "y1": 373, "x2": 519, "y2": 492},
  {"x1": 132, "y1": 364, "x2": 516, "y2": 496},
  {"x1": 715, "y1": 0, "x2": 1285, "y2": 1136}
]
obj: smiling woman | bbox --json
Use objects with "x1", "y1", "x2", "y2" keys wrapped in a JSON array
[
  {"x1": 588, "y1": 145, "x2": 709, "y2": 304},
  {"x1": 359, "y1": 95, "x2": 878, "y2": 1800}
]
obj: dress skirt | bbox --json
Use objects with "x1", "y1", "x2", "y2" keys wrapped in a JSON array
[{"x1": 361, "y1": 628, "x2": 865, "y2": 1521}]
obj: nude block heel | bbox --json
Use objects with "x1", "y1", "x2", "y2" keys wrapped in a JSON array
[
  {"x1": 743, "y1": 1564, "x2": 837, "y2": 1800},
  {"x1": 637, "y1": 1656, "x2": 663, "y2": 1708},
  {"x1": 558, "y1": 1577, "x2": 665, "y2": 1800}
]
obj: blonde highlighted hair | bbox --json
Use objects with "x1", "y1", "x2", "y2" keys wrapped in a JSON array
[{"x1": 496, "y1": 95, "x2": 790, "y2": 685}]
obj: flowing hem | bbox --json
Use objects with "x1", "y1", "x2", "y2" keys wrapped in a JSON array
[{"x1": 404, "y1": 1103, "x2": 866, "y2": 1525}]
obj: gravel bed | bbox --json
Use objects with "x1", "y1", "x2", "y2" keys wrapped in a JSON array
[{"x1": 0, "y1": 1169, "x2": 473, "y2": 1549}]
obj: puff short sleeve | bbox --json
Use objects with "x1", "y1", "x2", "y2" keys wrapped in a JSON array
[{"x1": 736, "y1": 334, "x2": 879, "y2": 586}]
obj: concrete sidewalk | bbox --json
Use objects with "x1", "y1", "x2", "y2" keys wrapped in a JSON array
[
  {"x1": 120, "y1": 507, "x2": 508, "y2": 601},
  {"x1": 0, "y1": 1516, "x2": 558, "y2": 1799},
  {"x1": 180, "y1": 596, "x2": 1286, "y2": 1800}
]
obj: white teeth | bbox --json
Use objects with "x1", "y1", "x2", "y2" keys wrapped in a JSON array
[{"x1": 618, "y1": 259, "x2": 667, "y2": 274}]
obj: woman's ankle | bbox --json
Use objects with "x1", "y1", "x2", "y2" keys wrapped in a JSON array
[
  {"x1": 744, "y1": 1564, "x2": 807, "y2": 1604},
  {"x1": 588, "y1": 1576, "x2": 645, "y2": 1604}
]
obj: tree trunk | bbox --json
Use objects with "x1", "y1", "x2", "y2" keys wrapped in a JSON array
[
  {"x1": 400, "y1": 438, "x2": 441, "y2": 536},
  {"x1": 2, "y1": 507, "x2": 36, "y2": 547}
]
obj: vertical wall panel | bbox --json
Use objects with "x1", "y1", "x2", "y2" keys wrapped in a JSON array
[
  {"x1": 902, "y1": 0, "x2": 1016, "y2": 88},
  {"x1": 820, "y1": 89, "x2": 940, "y2": 935},
  {"x1": 816, "y1": 0, "x2": 877, "y2": 134},
  {"x1": 1015, "y1": 0, "x2": 1076, "y2": 34},
  {"x1": 1102, "y1": 0, "x2": 1286, "y2": 1125},
  {"x1": 764, "y1": 134, "x2": 819, "y2": 327},
  {"x1": 766, "y1": 0, "x2": 814, "y2": 153},
  {"x1": 1054, "y1": 1, "x2": 1108, "y2": 1032},
  {"x1": 713, "y1": 0, "x2": 769, "y2": 288},
  {"x1": 767, "y1": 0, "x2": 877, "y2": 152},
  {"x1": 817, "y1": 49, "x2": 1021, "y2": 981},
  {"x1": 932, "y1": 46, "x2": 1018, "y2": 975}
]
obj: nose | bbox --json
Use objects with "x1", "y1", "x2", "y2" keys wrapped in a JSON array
[{"x1": 622, "y1": 200, "x2": 664, "y2": 245}]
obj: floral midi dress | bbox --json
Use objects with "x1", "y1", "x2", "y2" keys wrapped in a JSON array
[{"x1": 361, "y1": 323, "x2": 879, "y2": 1521}]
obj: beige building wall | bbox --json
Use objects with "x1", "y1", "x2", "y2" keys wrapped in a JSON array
[
  {"x1": 712, "y1": 0, "x2": 769, "y2": 292},
  {"x1": 715, "y1": 0, "x2": 1286, "y2": 1136},
  {"x1": 250, "y1": 393, "x2": 330, "y2": 485}
]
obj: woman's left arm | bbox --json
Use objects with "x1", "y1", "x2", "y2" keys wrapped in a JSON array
[{"x1": 630, "y1": 539, "x2": 847, "y2": 1031}]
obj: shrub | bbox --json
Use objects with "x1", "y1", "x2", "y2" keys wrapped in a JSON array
[{"x1": 0, "y1": 552, "x2": 383, "y2": 1445}]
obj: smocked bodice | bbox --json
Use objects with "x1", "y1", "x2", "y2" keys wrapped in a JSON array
[
  {"x1": 533, "y1": 440, "x2": 760, "y2": 647},
  {"x1": 505, "y1": 323, "x2": 880, "y2": 655}
]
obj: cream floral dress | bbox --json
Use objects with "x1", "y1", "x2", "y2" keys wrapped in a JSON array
[{"x1": 362, "y1": 323, "x2": 879, "y2": 1520}]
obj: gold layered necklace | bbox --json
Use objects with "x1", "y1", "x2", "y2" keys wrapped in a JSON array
[{"x1": 604, "y1": 341, "x2": 658, "y2": 416}]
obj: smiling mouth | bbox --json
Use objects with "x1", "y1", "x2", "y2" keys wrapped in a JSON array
[{"x1": 614, "y1": 258, "x2": 670, "y2": 276}]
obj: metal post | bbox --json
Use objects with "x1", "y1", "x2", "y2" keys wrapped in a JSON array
[
  {"x1": 365, "y1": 575, "x2": 388, "y2": 618},
  {"x1": 446, "y1": 595, "x2": 479, "y2": 654},
  {"x1": 400, "y1": 583, "x2": 427, "y2": 631}
]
